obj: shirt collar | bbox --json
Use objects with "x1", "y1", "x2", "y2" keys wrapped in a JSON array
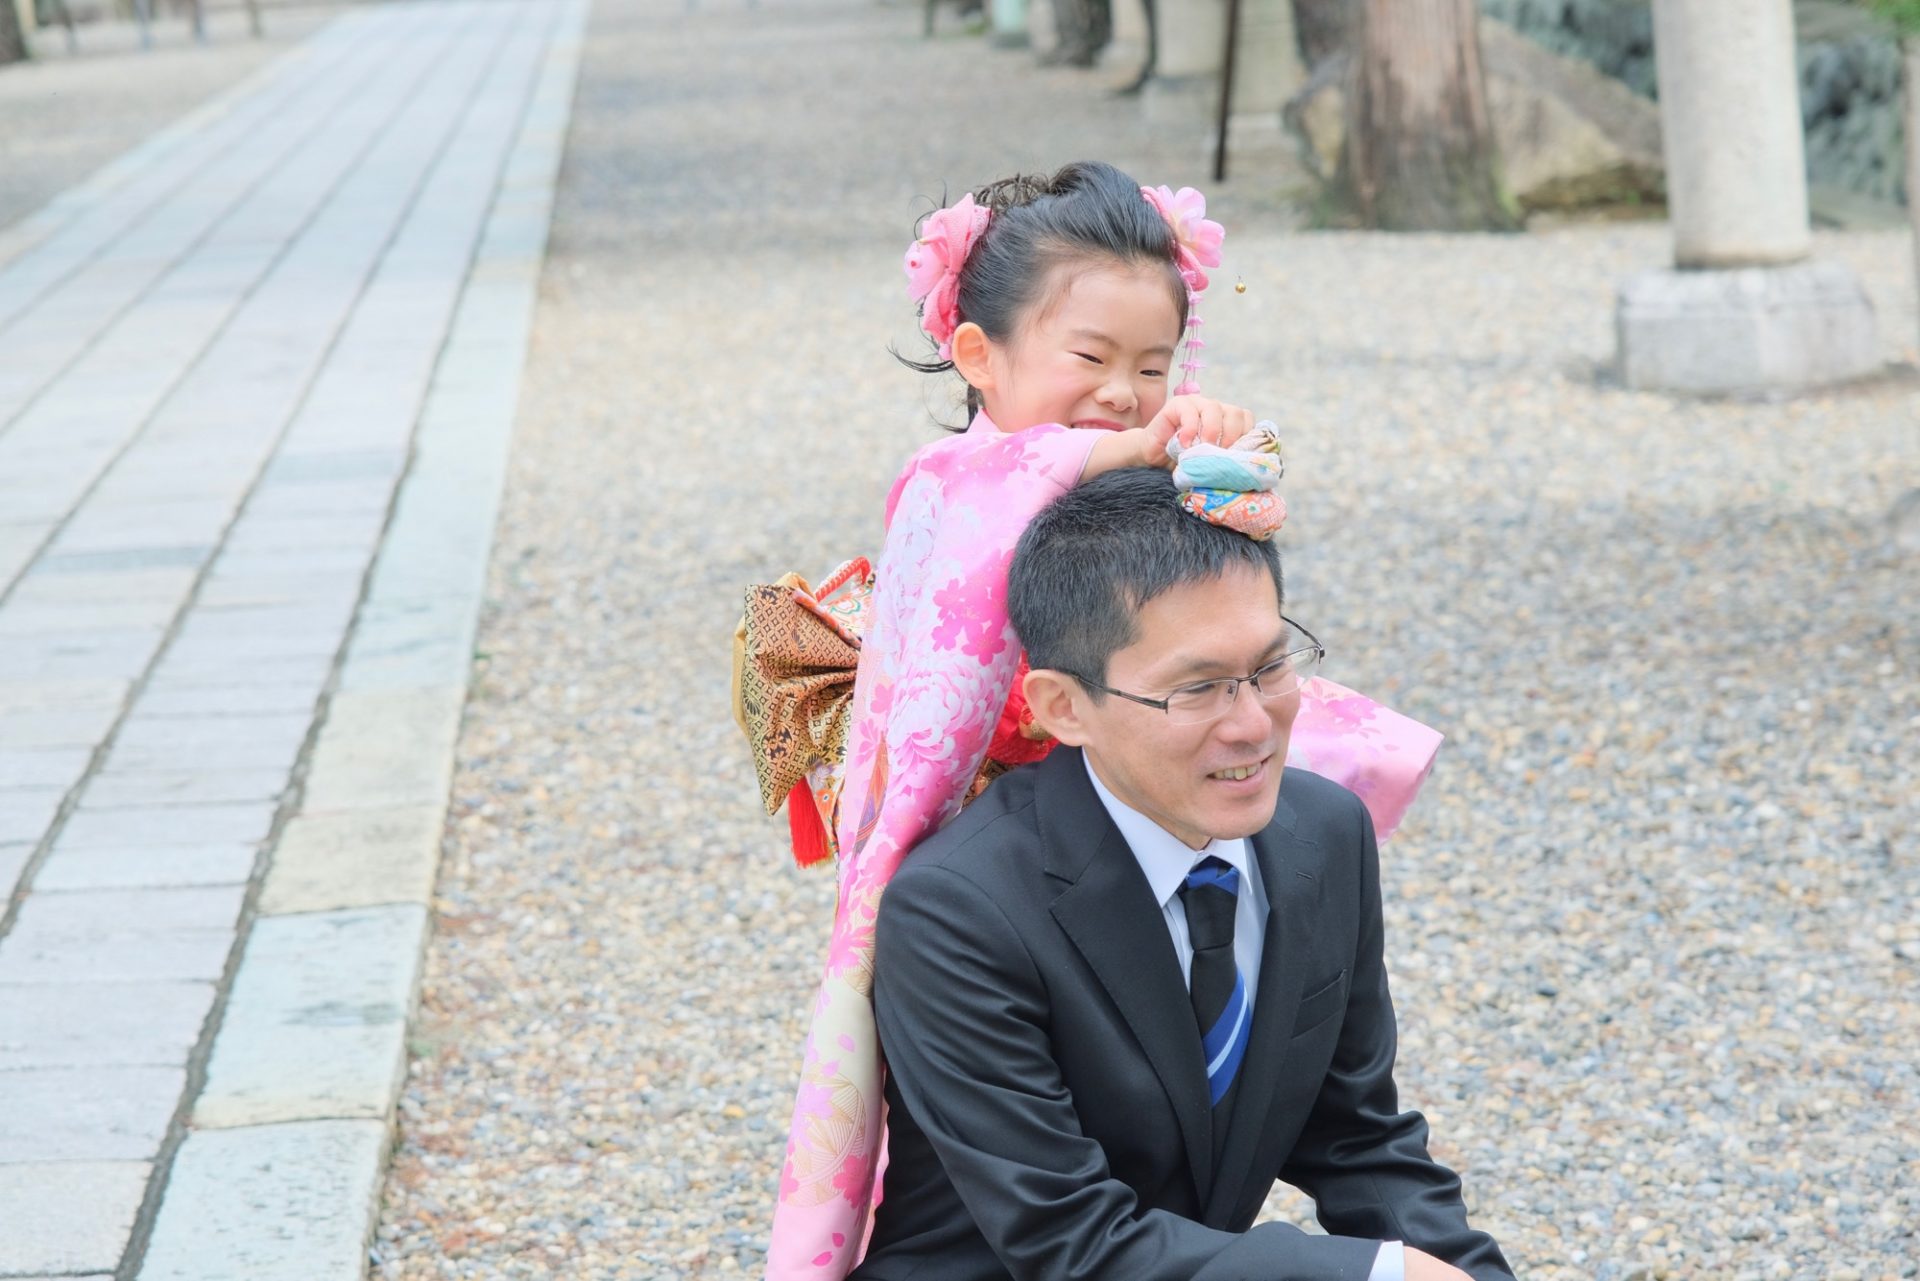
[{"x1": 1083, "y1": 753, "x2": 1253, "y2": 911}]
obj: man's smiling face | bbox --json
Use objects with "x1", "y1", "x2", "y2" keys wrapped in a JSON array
[{"x1": 1073, "y1": 563, "x2": 1298, "y2": 849}]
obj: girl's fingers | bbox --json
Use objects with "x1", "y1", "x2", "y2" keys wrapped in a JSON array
[
  {"x1": 1199, "y1": 401, "x2": 1226, "y2": 445},
  {"x1": 1174, "y1": 400, "x2": 1203, "y2": 449}
]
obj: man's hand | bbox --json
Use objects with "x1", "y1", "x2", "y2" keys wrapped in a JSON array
[
  {"x1": 1403, "y1": 1246, "x2": 1474, "y2": 1281},
  {"x1": 1142, "y1": 395, "x2": 1257, "y2": 464}
]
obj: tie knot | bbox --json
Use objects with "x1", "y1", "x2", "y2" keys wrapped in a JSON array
[
  {"x1": 1179, "y1": 855, "x2": 1238, "y2": 952},
  {"x1": 1184, "y1": 855, "x2": 1239, "y2": 897}
]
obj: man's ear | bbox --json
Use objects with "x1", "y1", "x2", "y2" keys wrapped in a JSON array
[
  {"x1": 1024, "y1": 667, "x2": 1092, "y2": 748},
  {"x1": 950, "y1": 321, "x2": 995, "y2": 391}
]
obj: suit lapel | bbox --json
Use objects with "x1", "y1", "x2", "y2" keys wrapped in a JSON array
[
  {"x1": 1040, "y1": 749, "x2": 1215, "y2": 1209},
  {"x1": 1204, "y1": 795, "x2": 1324, "y2": 1224}
]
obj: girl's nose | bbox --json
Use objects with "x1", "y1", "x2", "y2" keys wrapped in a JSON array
[{"x1": 1097, "y1": 378, "x2": 1136, "y2": 411}]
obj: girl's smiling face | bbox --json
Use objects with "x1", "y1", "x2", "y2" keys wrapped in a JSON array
[{"x1": 960, "y1": 261, "x2": 1183, "y2": 434}]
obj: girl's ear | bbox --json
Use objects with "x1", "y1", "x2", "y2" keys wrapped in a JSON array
[
  {"x1": 1023, "y1": 668, "x2": 1091, "y2": 748},
  {"x1": 950, "y1": 321, "x2": 995, "y2": 392}
]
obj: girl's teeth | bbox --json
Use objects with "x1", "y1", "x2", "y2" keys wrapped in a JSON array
[{"x1": 1215, "y1": 765, "x2": 1254, "y2": 781}]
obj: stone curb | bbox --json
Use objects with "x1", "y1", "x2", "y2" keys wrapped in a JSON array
[{"x1": 127, "y1": 3, "x2": 591, "y2": 1276}]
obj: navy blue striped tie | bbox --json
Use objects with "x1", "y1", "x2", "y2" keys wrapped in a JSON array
[{"x1": 1179, "y1": 856, "x2": 1249, "y2": 1107}]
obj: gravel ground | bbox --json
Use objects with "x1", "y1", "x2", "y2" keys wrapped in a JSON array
[
  {"x1": 0, "y1": 4, "x2": 342, "y2": 233},
  {"x1": 371, "y1": 0, "x2": 1920, "y2": 1277}
]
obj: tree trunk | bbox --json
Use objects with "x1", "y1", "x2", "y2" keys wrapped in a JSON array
[
  {"x1": 1046, "y1": 0, "x2": 1112, "y2": 68},
  {"x1": 1118, "y1": 0, "x2": 1157, "y2": 94},
  {"x1": 1338, "y1": 0, "x2": 1518, "y2": 231},
  {"x1": 0, "y1": 0, "x2": 30, "y2": 66},
  {"x1": 1290, "y1": 0, "x2": 1348, "y2": 70}
]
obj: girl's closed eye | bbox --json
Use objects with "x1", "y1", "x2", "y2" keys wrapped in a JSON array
[{"x1": 1075, "y1": 352, "x2": 1102, "y2": 365}]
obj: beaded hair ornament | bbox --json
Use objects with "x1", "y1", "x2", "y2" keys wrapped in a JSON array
[{"x1": 904, "y1": 182, "x2": 1286, "y2": 541}]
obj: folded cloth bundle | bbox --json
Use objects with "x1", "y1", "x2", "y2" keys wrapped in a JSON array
[{"x1": 1166, "y1": 423, "x2": 1287, "y2": 541}]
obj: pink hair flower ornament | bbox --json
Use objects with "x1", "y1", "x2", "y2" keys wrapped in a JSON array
[
  {"x1": 1140, "y1": 184, "x2": 1225, "y2": 292},
  {"x1": 904, "y1": 194, "x2": 992, "y2": 361}
]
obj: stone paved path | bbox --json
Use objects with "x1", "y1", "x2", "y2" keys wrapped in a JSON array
[{"x1": 0, "y1": 2, "x2": 585, "y2": 1275}]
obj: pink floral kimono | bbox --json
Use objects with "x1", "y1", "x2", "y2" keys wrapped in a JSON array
[{"x1": 766, "y1": 412, "x2": 1442, "y2": 1278}]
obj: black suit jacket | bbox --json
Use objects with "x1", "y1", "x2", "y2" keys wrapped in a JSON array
[{"x1": 852, "y1": 747, "x2": 1513, "y2": 1281}]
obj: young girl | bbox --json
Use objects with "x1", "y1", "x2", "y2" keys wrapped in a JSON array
[{"x1": 752, "y1": 161, "x2": 1439, "y2": 1279}]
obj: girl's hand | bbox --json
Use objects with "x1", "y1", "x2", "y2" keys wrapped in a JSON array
[{"x1": 1142, "y1": 396, "x2": 1257, "y2": 466}]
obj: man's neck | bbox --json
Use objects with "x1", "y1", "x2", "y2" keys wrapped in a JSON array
[{"x1": 1083, "y1": 750, "x2": 1212, "y2": 852}]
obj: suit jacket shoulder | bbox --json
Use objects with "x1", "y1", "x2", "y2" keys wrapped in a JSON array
[
  {"x1": 888, "y1": 759, "x2": 1050, "y2": 889},
  {"x1": 1271, "y1": 765, "x2": 1372, "y2": 846}
]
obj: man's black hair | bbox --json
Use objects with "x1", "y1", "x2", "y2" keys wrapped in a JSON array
[{"x1": 1007, "y1": 467, "x2": 1284, "y2": 691}]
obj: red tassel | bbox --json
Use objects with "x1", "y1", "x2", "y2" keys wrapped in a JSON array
[{"x1": 787, "y1": 782, "x2": 833, "y2": 868}]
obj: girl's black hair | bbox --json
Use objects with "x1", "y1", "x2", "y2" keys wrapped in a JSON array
[{"x1": 899, "y1": 161, "x2": 1189, "y2": 431}]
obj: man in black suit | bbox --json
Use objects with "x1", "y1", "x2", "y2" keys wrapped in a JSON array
[{"x1": 852, "y1": 468, "x2": 1513, "y2": 1280}]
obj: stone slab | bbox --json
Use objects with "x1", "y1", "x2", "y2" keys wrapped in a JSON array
[
  {"x1": 83, "y1": 768, "x2": 291, "y2": 810},
  {"x1": 1616, "y1": 258, "x2": 1882, "y2": 395},
  {"x1": 4, "y1": 569, "x2": 195, "y2": 606},
  {"x1": 0, "y1": 678, "x2": 129, "y2": 713},
  {"x1": 0, "y1": 1065, "x2": 185, "y2": 1161},
  {"x1": 223, "y1": 510, "x2": 391, "y2": 552},
  {"x1": 0, "y1": 885, "x2": 247, "y2": 983},
  {"x1": 193, "y1": 570, "x2": 367, "y2": 614},
  {"x1": 0, "y1": 748, "x2": 92, "y2": 789},
  {"x1": 145, "y1": 650, "x2": 336, "y2": 691},
  {"x1": 299, "y1": 687, "x2": 464, "y2": 812},
  {"x1": 0, "y1": 1161, "x2": 151, "y2": 1275},
  {"x1": 0, "y1": 705, "x2": 122, "y2": 750},
  {"x1": 0, "y1": 595, "x2": 180, "y2": 634},
  {"x1": 0, "y1": 787, "x2": 65, "y2": 845},
  {"x1": 0, "y1": 640, "x2": 158, "y2": 684},
  {"x1": 134, "y1": 681, "x2": 324, "y2": 719},
  {"x1": 1, "y1": 842, "x2": 30, "y2": 896},
  {"x1": 8, "y1": 884, "x2": 247, "y2": 933},
  {"x1": 104, "y1": 712, "x2": 314, "y2": 773},
  {"x1": 193, "y1": 906, "x2": 426, "y2": 1128},
  {"x1": 257, "y1": 804, "x2": 443, "y2": 915},
  {"x1": 0, "y1": 928, "x2": 234, "y2": 984},
  {"x1": 166, "y1": 603, "x2": 362, "y2": 660},
  {"x1": 32, "y1": 546, "x2": 210, "y2": 575},
  {"x1": 335, "y1": 594, "x2": 479, "y2": 691},
  {"x1": 133, "y1": 1120, "x2": 387, "y2": 1281},
  {"x1": 33, "y1": 843, "x2": 259, "y2": 892},
  {"x1": 0, "y1": 981, "x2": 216, "y2": 1069},
  {"x1": 57, "y1": 802, "x2": 276, "y2": 850}
]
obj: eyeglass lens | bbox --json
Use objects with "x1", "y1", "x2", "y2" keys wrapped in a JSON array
[{"x1": 1163, "y1": 652, "x2": 1319, "y2": 724}]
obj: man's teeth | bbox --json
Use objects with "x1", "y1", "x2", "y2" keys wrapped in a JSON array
[{"x1": 1213, "y1": 765, "x2": 1258, "y2": 781}]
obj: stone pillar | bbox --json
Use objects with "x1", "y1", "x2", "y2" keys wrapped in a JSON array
[
  {"x1": 1615, "y1": 0, "x2": 1878, "y2": 395},
  {"x1": 1657, "y1": 0, "x2": 1808, "y2": 268},
  {"x1": 1145, "y1": 0, "x2": 1304, "y2": 132},
  {"x1": 1156, "y1": 0, "x2": 1226, "y2": 80},
  {"x1": 990, "y1": 0, "x2": 1028, "y2": 48},
  {"x1": 1906, "y1": 36, "x2": 1920, "y2": 360}
]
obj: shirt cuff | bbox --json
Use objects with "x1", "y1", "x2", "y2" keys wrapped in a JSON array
[{"x1": 1367, "y1": 1240, "x2": 1406, "y2": 1281}]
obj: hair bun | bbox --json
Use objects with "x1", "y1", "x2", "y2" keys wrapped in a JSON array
[{"x1": 975, "y1": 173, "x2": 1052, "y2": 214}]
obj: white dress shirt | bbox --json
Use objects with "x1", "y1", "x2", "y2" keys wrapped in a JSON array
[{"x1": 1082, "y1": 755, "x2": 1406, "y2": 1281}]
